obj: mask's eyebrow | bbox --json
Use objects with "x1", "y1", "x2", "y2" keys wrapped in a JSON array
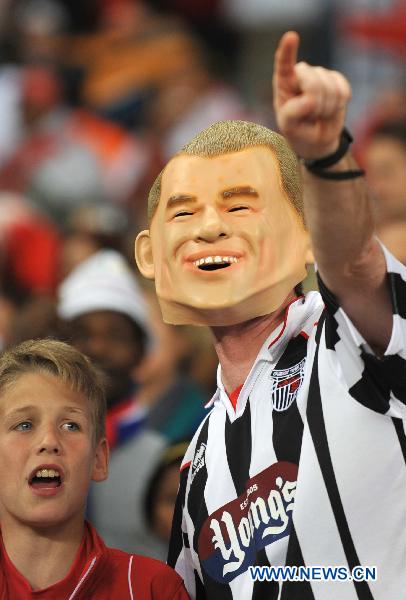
[
  {"x1": 222, "y1": 186, "x2": 258, "y2": 199},
  {"x1": 166, "y1": 194, "x2": 197, "y2": 209}
]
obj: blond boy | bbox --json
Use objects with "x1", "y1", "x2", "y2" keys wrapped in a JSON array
[{"x1": 0, "y1": 339, "x2": 188, "y2": 599}]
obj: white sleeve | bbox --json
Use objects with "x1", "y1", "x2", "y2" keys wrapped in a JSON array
[{"x1": 317, "y1": 244, "x2": 406, "y2": 418}]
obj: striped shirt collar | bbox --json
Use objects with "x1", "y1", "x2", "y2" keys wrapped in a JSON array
[{"x1": 206, "y1": 292, "x2": 323, "y2": 412}]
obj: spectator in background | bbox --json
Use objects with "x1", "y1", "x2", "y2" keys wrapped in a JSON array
[
  {"x1": 58, "y1": 202, "x2": 131, "y2": 280},
  {"x1": 145, "y1": 42, "x2": 259, "y2": 163},
  {"x1": 53, "y1": 0, "x2": 203, "y2": 129},
  {"x1": 133, "y1": 288, "x2": 215, "y2": 441},
  {"x1": 12, "y1": 0, "x2": 70, "y2": 64},
  {"x1": 0, "y1": 193, "x2": 60, "y2": 299},
  {"x1": 0, "y1": 63, "x2": 149, "y2": 227},
  {"x1": 144, "y1": 440, "x2": 190, "y2": 547},
  {"x1": 0, "y1": 193, "x2": 60, "y2": 350},
  {"x1": 145, "y1": 0, "x2": 240, "y2": 78},
  {"x1": 57, "y1": 250, "x2": 152, "y2": 426},
  {"x1": 57, "y1": 248, "x2": 168, "y2": 559},
  {"x1": 0, "y1": 66, "x2": 22, "y2": 168}
]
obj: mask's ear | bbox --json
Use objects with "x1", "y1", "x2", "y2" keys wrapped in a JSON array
[
  {"x1": 135, "y1": 230, "x2": 155, "y2": 280},
  {"x1": 301, "y1": 229, "x2": 315, "y2": 265},
  {"x1": 305, "y1": 243, "x2": 315, "y2": 265}
]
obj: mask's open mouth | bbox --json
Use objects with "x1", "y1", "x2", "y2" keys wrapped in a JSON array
[{"x1": 199, "y1": 263, "x2": 230, "y2": 271}]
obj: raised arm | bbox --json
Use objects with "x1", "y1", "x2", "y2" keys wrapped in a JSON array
[{"x1": 273, "y1": 31, "x2": 392, "y2": 352}]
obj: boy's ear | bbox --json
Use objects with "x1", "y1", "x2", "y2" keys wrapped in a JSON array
[
  {"x1": 91, "y1": 438, "x2": 109, "y2": 483},
  {"x1": 135, "y1": 230, "x2": 155, "y2": 280}
]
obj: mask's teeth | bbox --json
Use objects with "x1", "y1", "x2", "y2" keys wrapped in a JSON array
[{"x1": 193, "y1": 256, "x2": 239, "y2": 268}]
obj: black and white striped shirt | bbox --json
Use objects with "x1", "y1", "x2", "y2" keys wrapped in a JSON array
[{"x1": 168, "y1": 246, "x2": 406, "y2": 600}]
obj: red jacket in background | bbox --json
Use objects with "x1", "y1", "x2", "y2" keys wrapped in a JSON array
[
  {"x1": 3, "y1": 218, "x2": 60, "y2": 296},
  {"x1": 0, "y1": 521, "x2": 189, "y2": 599}
]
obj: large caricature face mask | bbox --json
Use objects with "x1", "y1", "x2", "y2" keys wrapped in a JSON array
[{"x1": 135, "y1": 146, "x2": 312, "y2": 326}]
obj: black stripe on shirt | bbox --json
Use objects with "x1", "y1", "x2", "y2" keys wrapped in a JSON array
[
  {"x1": 195, "y1": 569, "x2": 208, "y2": 600},
  {"x1": 168, "y1": 465, "x2": 189, "y2": 566},
  {"x1": 392, "y1": 417, "x2": 406, "y2": 465},
  {"x1": 272, "y1": 403, "x2": 304, "y2": 466},
  {"x1": 187, "y1": 418, "x2": 210, "y2": 555},
  {"x1": 274, "y1": 334, "x2": 307, "y2": 370},
  {"x1": 316, "y1": 276, "x2": 340, "y2": 350},
  {"x1": 349, "y1": 351, "x2": 406, "y2": 413},
  {"x1": 281, "y1": 523, "x2": 315, "y2": 600},
  {"x1": 225, "y1": 399, "x2": 252, "y2": 496},
  {"x1": 201, "y1": 574, "x2": 234, "y2": 599},
  {"x1": 389, "y1": 271, "x2": 406, "y2": 318},
  {"x1": 381, "y1": 354, "x2": 406, "y2": 401},
  {"x1": 272, "y1": 335, "x2": 306, "y2": 465},
  {"x1": 252, "y1": 548, "x2": 280, "y2": 600},
  {"x1": 307, "y1": 324, "x2": 374, "y2": 600},
  {"x1": 349, "y1": 352, "x2": 392, "y2": 414}
]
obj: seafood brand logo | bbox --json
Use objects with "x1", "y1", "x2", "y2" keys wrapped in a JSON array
[{"x1": 198, "y1": 462, "x2": 298, "y2": 582}]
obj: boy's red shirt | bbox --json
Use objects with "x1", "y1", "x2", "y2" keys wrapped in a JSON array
[{"x1": 0, "y1": 521, "x2": 188, "y2": 599}]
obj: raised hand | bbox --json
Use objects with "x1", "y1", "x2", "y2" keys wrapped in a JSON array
[{"x1": 273, "y1": 31, "x2": 351, "y2": 160}]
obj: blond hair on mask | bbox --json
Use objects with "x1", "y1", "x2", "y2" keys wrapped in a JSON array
[{"x1": 147, "y1": 120, "x2": 303, "y2": 223}]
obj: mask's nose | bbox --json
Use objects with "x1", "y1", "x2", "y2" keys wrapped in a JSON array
[{"x1": 194, "y1": 206, "x2": 230, "y2": 243}]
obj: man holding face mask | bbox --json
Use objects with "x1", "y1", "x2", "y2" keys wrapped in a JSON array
[{"x1": 135, "y1": 31, "x2": 406, "y2": 600}]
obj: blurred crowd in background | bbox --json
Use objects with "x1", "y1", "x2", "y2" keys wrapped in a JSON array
[{"x1": 0, "y1": 0, "x2": 404, "y2": 562}]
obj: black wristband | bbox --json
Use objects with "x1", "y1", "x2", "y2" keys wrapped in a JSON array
[
  {"x1": 302, "y1": 128, "x2": 365, "y2": 180},
  {"x1": 306, "y1": 168, "x2": 365, "y2": 180},
  {"x1": 303, "y1": 128, "x2": 354, "y2": 171}
]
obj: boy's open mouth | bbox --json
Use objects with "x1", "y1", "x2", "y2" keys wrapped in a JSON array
[{"x1": 29, "y1": 469, "x2": 62, "y2": 489}]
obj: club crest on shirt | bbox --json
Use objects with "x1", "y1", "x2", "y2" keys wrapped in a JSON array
[{"x1": 269, "y1": 358, "x2": 305, "y2": 411}]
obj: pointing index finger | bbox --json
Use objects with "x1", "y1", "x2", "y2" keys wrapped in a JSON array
[{"x1": 274, "y1": 30, "x2": 300, "y2": 80}]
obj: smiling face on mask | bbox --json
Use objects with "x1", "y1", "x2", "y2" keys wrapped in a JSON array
[{"x1": 135, "y1": 124, "x2": 312, "y2": 327}]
